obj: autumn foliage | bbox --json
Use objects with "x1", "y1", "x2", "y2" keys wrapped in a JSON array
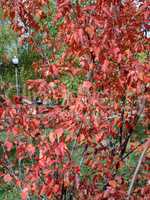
[{"x1": 0, "y1": 0, "x2": 150, "y2": 199}]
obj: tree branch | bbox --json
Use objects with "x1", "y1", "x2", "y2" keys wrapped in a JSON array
[
  {"x1": 120, "y1": 97, "x2": 145, "y2": 158},
  {"x1": 126, "y1": 140, "x2": 150, "y2": 200}
]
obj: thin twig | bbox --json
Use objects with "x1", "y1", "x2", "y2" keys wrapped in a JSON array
[
  {"x1": 121, "y1": 140, "x2": 145, "y2": 161},
  {"x1": 119, "y1": 96, "x2": 126, "y2": 146},
  {"x1": 79, "y1": 144, "x2": 88, "y2": 166},
  {"x1": 126, "y1": 140, "x2": 149, "y2": 200}
]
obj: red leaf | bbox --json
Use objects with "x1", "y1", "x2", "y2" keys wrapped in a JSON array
[
  {"x1": 13, "y1": 96, "x2": 22, "y2": 104},
  {"x1": 95, "y1": 133, "x2": 103, "y2": 143},
  {"x1": 49, "y1": 131, "x2": 56, "y2": 143},
  {"x1": 102, "y1": 7, "x2": 112, "y2": 17},
  {"x1": 82, "y1": 81, "x2": 92, "y2": 90},
  {"x1": 55, "y1": 142, "x2": 67, "y2": 156},
  {"x1": 12, "y1": 127, "x2": 20, "y2": 135},
  {"x1": 117, "y1": 53, "x2": 122, "y2": 63},
  {"x1": 75, "y1": 166, "x2": 80, "y2": 174},
  {"x1": 101, "y1": 60, "x2": 109, "y2": 72},
  {"x1": 5, "y1": 141, "x2": 13, "y2": 151},
  {"x1": 21, "y1": 188, "x2": 28, "y2": 200},
  {"x1": 32, "y1": 119, "x2": 40, "y2": 128},
  {"x1": 55, "y1": 128, "x2": 64, "y2": 140},
  {"x1": 58, "y1": 0, "x2": 70, "y2": 8},
  {"x1": 52, "y1": 64, "x2": 59, "y2": 76},
  {"x1": 53, "y1": 184, "x2": 59, "y2": 193},
  {"x1": 9, "y1": 108, "x2": 17, "y2": 118},
  {"x1": 0, "y1": 107, "x2": 3, "y2": 118},
  {"x1": 144, "y1": 75, "x2": 150, "y2": 83},
  {"x1": 82, "y1": 5, "x2": 96, "y2": 11},
  {"x1": 79, "y1": 133, "x2": 85, "y2": 144},
  {"x1": 116, "y1": 119, "x2": 122, "y2": 128},
  {"x1": 27, "y1": 144, "x2": 35, "y2": 155},
  {"x1": 3, "y1": 174, "x2": 12, "y2": 182},
  {"x1": 113, "y1": 47, "x2": 120, "y2": 57}
]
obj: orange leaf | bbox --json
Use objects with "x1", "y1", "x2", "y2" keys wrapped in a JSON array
[
  {"x1": 109, "y1": 180, "x2": 117, "y2": 188},
  {"x1": 35, "y1": 10, "x2": 43, "y2": 19},
  {"x1": 85, "y1": 26, "x2": 94, "y2": 38}
]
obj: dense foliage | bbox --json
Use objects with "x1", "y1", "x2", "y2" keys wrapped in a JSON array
[{"x1": 0, "y1": 0, "x2": 150, "y2": 199}]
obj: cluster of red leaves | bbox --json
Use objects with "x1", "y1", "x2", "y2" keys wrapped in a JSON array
[{"x1": 0, "y1": 0, "x2": 150, "y2": 199}]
